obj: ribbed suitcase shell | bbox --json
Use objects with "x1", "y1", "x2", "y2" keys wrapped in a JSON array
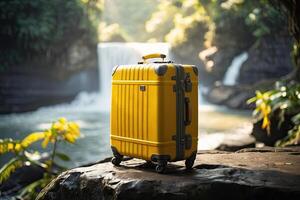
[{"x1": 110, "y1": 63, "x2": 198, "y2": 163}]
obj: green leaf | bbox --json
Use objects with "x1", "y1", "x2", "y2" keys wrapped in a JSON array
[
  {"x1": 247, "y1": 96, "x2": 257, "y2": 104},
  {"x1": 292, "y1": 113, "x2": 300, "y2": 124},
  {"x1": 55, "y1": 152, "x2": 71, "y2": 161},
  {"x1": 18, "y1": 176, "x2": 53, "y2": 199},
  {"x1": 0, "y1": 158, "x2": 23, "y2": 183},
  {"x1": 277, "y1": 108, "x2": 286, "y2": 129}
]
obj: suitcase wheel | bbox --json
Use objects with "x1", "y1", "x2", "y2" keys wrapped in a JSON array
[
  {"x1": 145, "y1": 161, "x2": 156, "y2": 168},
  {"x1": 155, "y1": 160, "x2": 167, "y2": 173},
  {"x1": 111, "y1": 156, "x2": 122, "y2": 166},
  {"x1": 185, "y1": 151, "x2": 197, "y2": 170}
]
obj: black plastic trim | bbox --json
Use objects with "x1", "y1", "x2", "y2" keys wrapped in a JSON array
[
  {"x1": 174, "y1": 65, "x2": 185, "y2": 160},
  {"x1": 151, "y1": 154, "x2": 171, "y2": 162},
  {"x1": 154, "y1": 65, "x2": 168, "y2": 76},
  {"x1": 184, "y1": 73, "x2": 192, "y2": 92},
  {"x1": 111, "y1": 146, "x2": 123, "y2": 158},
  {"x1": 189, "y1": 151, "x2": 197, "y2": 158},
  {"x1": 153, "y1": 61, "x2": 174, "y2": 64},
  {"x1": 192, "y1": 66, "x2": 198, "y2": 76}
]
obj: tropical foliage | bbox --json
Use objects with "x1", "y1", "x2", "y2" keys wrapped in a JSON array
[
  {"x1": 98, "y1": 0, "x2": 157, "y2": 42},
  {"x1": 145, "y1": 0, "x2": 286, "y2": 44},
  {"x1": 248, "y1": 82, "x2": 300, "y2": 146},
  {"x1": 0, "y1": 0, "x2": 102, "y2": 69},
  {"x1": 277, "y1": 0, "x2": 300, "y2": 81},
  {"x1": 0, "y1": 118, "x2": 80, "y2": 199}
]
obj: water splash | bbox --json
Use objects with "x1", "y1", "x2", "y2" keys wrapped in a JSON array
[{"x1": 223, "y1": 52, "x2": 248, "y2": 86}]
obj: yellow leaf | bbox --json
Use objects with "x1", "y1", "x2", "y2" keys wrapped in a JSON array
[
  {"x1": 262, "y1": 116, "x2": 271, "y2": 135},
  {"x1": 51, "y1": 118, "x2": 68, "y2": 134},
  {"x1": 7, "y1": 143, "x2": 14, "y2": 151},
  {"x1": 63, "y1": 133, "x2": 76, "y2": 143},
  {"x1": 262, "y1": 92, "x2": 270, "y2": 100},
  {"x1": 266, "y1": 105, "x2": 271, "y2": 114},
  {"x1": 68, "y1": 122, "x2": 80, "y2": 137},
  {"x1": 0, "y1": 139, "x2": 19, "y2": 154},
  {"x1": 262, "y1": 116, "x2": 268, "y2": 129},
  {"x1": 58, "y1": 117, "x2": 67, "y2": 124},
  {"x1": 256, "y1": 91, "x2": 263, "y2": 99},
  {"x1": 42, "y1": 136, "x2": 50, "y2": 148},
  {"x1": 14, "y1": 144, "x2": 21, "y2": 152},
  {"x1": 21, "y1": 132, "x2": 45, "y2": 149},
  {"x1": 53, "y1": 122, "x2": 66, "y2": 133}
]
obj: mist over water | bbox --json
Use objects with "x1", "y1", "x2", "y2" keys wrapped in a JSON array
[
  {"x1": 0, "y1": 43, "x2": 251, "y2": 168},
  {"x1": 98, "y1": 42, "x2": 170, "y2": 109}
]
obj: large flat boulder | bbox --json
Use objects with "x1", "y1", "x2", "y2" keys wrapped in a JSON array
[{"x1": 37, "y1": 147, "x2": 300, "y2": 200}]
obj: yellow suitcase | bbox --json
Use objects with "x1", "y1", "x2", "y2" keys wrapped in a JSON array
[{"x1": 110, "y1": 53, "x2": 198, "y2": 173}]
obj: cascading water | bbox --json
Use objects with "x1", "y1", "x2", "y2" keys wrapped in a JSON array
[
  {"x1": 97, "y1": 42, "x2": 170, "y2": 110},
  {"x1": 223, "y1": 52, "x2": 248, "y2": 86}
]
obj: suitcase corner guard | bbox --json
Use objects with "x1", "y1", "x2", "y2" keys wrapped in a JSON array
[
  {"x1": 111, "y1": 146, "x2": 123, "y2": 158},
  {"x1": 154, "y1": 65, "x2": 168, "y2": 76}
]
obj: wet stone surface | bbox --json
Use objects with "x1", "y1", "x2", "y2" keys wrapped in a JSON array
[{"x1": 37, "y1": 147, "x2": 300, "y2": 200}]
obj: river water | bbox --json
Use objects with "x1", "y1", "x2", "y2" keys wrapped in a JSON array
[{"x1": 0, "y1": 43, "x2": 252, "y2": 168}]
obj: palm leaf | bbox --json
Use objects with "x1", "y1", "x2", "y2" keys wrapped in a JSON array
[{"x1": 0, "y1": 157, "x2": 23, "y2": 183}]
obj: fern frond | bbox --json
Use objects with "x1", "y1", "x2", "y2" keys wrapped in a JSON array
[
  {"x1": 0, "y1": 158, "x2": 23, "y2": 183},
  {"x1": 21, "y1": 132, "x2": 45, "y2": 149}
]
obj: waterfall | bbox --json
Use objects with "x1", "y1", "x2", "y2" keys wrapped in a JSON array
[
  {"x1": 223, "y1": 52, "x2": 248, "y2": 86},
  {"x1": 97, "y1": 42, "x2": 170, "y2": 109}
]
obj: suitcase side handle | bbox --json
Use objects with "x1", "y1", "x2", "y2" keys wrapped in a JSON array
[
  {"x1": 142, "y1": 53, "x2": 166, "y2": 62},
  {"x1": 184, "y1": 97, "x2": 191, "y2": 126}
]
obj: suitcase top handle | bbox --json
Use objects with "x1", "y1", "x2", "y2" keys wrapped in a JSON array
[{"x1": 142, "y1": 53, "x2": 166, "y2": 62}]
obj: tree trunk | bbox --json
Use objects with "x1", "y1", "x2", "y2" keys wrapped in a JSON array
[{"x1": 276, "y1": 0, "x2": 300, "y2": 82}]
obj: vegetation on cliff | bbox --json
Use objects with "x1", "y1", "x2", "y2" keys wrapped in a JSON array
[
  {"x1": 143, "y1": 0, "x2": 291, "y2": 84},
  {"x1": 0, "y1": 0, "x2": 102, "y2": 69},
  {"x1": 248, "y1": 82, "x2": 300, "y2": 146},
  {"x1": 100, "y1": 0, "x2": 156, "y2": 42},
  {"x1": 248, "y1": 0, "x2": 300, "y2": 146}
]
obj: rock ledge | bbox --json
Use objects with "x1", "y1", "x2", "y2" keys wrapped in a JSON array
[{"x1": 37, "y1": 147, "x2": 300, "y2": 200}]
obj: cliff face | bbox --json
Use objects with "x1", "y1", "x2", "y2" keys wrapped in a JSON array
[
  {"x1": 238, "y1": 35, "x2": 294, "y2": 85},
  {"x1": 0, "y1": 40, "x2": 99, "y2": 113},
  {"x1": 36, "y1": 147, "x2": 300, "y2": 200}
]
